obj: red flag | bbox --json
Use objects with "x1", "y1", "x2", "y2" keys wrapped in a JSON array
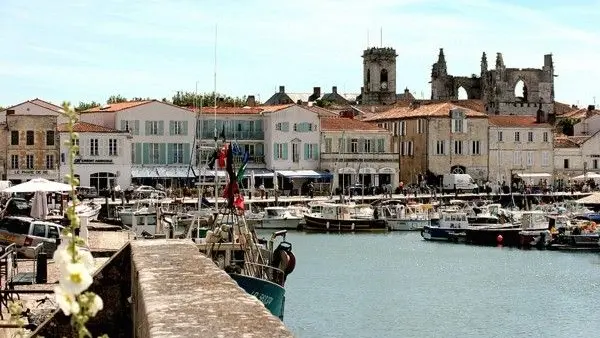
[{"x1": 234, "y1": 194, "x2": 245, "y2": 210}]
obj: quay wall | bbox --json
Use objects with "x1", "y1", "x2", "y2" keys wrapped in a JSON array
[{"x1": 33, "y1": 240, "x2": 293, "y2": 338}]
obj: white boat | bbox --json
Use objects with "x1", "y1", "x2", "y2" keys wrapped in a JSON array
[
  {"x1": 381, "y1": 203, "x2": 436, "y2": 231},
  {"x1": 253, "y1": 206, "x2": 305, "y2": 230},
  {"x1": 75, "y1": 202, "x2": 101, "y2": 221}
]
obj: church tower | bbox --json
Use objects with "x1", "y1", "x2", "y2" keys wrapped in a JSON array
[
  {"x1": 430, "y1": 48, "x2": 452, "y2": 100},
  {"x1": 361, "y1": 47, "x2": 398, "y2": 105}
]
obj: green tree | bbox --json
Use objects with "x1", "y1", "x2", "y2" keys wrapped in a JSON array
[
  {"x1": 171, "y1": 91, "x2": 247, "y2": 107},
  {"x1": 556, "y1": 117, "x2": 578, "y2": 136},
  {"x1": 74, "y1": 101, "x2": 101, "y2": 112},
  {"x1": 106, "y1": 94, "x2": 128, "y2": 104},
  {"x1": 315, "y1": 99, "x2": 333, "y2": 108},
  {"x1": 131, "y1": 97, "x2": 152, "y2": 101}
]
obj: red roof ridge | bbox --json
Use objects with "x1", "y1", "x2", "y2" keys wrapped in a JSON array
[{"x1": 57, "y1": 121, "x2": 123, "y2": 133}]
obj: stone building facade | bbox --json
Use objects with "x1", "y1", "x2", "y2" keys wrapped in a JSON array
[{"x1": 430, "y1": 49, "x2": 555, "y2": 117}]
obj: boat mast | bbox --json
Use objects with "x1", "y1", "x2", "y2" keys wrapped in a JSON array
[{"x1": 213, "y1": 24, "x2": 219, "y2": 214}]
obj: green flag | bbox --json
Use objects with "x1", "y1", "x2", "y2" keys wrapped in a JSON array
[{"x1": 236, "y1": 162, "x2": 247, "y2": 185}]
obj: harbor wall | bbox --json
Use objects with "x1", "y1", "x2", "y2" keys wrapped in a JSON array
[{"x1": 33, "y1": 240, "x2": 293, "y2": 338}]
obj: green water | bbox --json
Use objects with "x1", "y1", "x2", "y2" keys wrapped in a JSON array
[{"x1": 279, "y1": 231, "x2": 600, "y2": 338}]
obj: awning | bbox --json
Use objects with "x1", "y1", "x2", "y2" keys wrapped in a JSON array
[
  {"x1": 516, "y1": 173, "x2": 552, "y2": 178},
  {"x1": 245, "y1": 168, "x2": 274, "y2": 177},
  {"x1": 277, "y1": 170, "x2": 333, "y2": 179},
  {"x1": 131, "y1": 166, "x2": 197, "y2": 178},
  {"x1": 197, "y1": 168, "x2": 227, "y2": 178}
]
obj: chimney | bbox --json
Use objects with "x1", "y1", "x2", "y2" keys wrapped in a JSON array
[
  {"x1": 588, "y1": 105, "x2": 595, "y2": 111},
  {"x1": 332, "y1": 86, "x2": 337, "y2": 94},
  {"x1": 246, "y1": 95, "x2": 256, "y2": 107},
  {"x1": 404, "y1": 88, "x2": 410, "y2": 95},
  {"x1": 279, "y1": 86, "x2": 285, "y2": 93},
  {"x1": 313, "y1": 87, "x2": 321, "y2": 97}
]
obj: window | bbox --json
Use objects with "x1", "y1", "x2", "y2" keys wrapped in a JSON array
[
  {"x1": 122, "y1": 120, "x2": 140, "y2": 135},
  {"x1": 498, "y1": 131, "x2": 503, "y2": 142},
  {"x1": 376, "y1": 139, "x2": 384, "y2": 152},
  {"x1": 593, "y1": 159, "x2": 599, "y2": 170},
  {"x1": 363, "y1": 139, "x2": 372, "y2": 153},
  {"x1": 173, "y1": 143, "x2": 184, "y2": 163},
  {"x1": 149, "y1": 143, "x2": 160, "y2": 164},
  {"x1": 543, "y1": 132, "x2": 548, "y2": 142},
  {"x1": 308, "y1": 123, "x2": 313, "y2": 131},
  {"x1": 452, "y1": 119, "x2": 464, "y2": 133},
  {"x1": 563, "y1": 159, "x2": 569, "y2": 169},
  {"x1": 350, "y1": 139, "x2": 358, "y2": 153},
  {"x1": 513, "y1": 151, "x2": 520, "y2": 165},
  {"x1": 171, "y1": 121, "x2": 185, "y2": 135},
  {"x1": 26, "y1": 131, "x2": 34, "y2": 145},
  {"x1": 453, "y1": 140, "x2": 463, "y2": 155},
  {"x1": 275, "y1": 143, "x2": 284, "y2": 159},
  {"x1": 276, "y1": 123, "x2": 282, "y2": 131},
  {"x1": 306, "y1": 144, "x2": 315, "y2": 159},
  {"x1": 46, "y1": 154, "x2": 54, "y2": 169},
  {"x1": 393, "y1": 122, "x2": 398, "y2": 136},
  {"x1": 436, "y1": 140, "x2": 445, "y2": 155},
  {"x1": 149, "y1": 121, "x2": 159, "y2": 135},
  {"x1": 26, "y1": 154, "x2": 34, "y2": 169},
  {"x1": 514, "y1": 132, "x2": 520, "y2": 142},
  {"x1": 10, "y1": 131, "x2": 18, "y2": 145},
  {"x1": 417, "y1": 119, "x2": 425, "y2": 133},
  {"x1": 90, "y1": 139, "x2": 99, "y2": 156},
  {"x1": 527, "y1": 131, "x2": 533, "y2": 142},
  {"x1": 542, "y1": 151, "x2": 549, "y2": 167},
  {"x1": 471, "y1": 140, "x2": 481, "y2": 155},
  {"x1": 10, "y1": 155, "x2": 18, "y2": 169},
  {"x1": 74, "y1": 138, "x2": 80, "y2": 155},
  {"x1": 32, "y1": 223, "x2": 46, "y2": 237},
  {"x1": 109, "y1": 139, "x2": 118, "y2": 156},
  {"x1": 46, "y1": 130, "x2": 55, "y2": 146},
  {"x1": 401, "y1": 142, "x2": 406, "y2": 156},
  {"x1": 526, "y1": 151, "x2": 533, "y2": 166},
  {"x1": 48, "y1": 225, "x2": 60, "y2": 239},
  {"x1": 325, "y1": 138, "x2": 332, "y2": 153},
  {"x1": 337, "y1": 138, "x2": 344, "y2": 152},
  {"x1": 408, "y1": 141, "x2": 414, "y2": 156},
  {"x1": 293, "y1": 123, "x2": 297, "y2": 131},
  {"x1": 400, "y1": 121, "x2": 406, "y2": 135}
]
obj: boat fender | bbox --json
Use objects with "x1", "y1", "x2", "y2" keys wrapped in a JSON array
[
  {"x1": 326, "y1": 221, "x2": 330, "y2": 230},
  {"x1": 272, "y1": 241, "x2": 296, "y2": 276}
]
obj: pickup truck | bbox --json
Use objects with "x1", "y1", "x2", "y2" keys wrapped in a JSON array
[{"x1": 0, "y1": 216, "x2": 64, "y2": 258}]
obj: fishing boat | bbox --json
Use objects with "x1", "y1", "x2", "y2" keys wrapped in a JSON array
[
  {"x1": 303, "y1": 203, "x2": 387, "y2": 232},
  {"x1": 381, "y1": 203, "x2": 435, "y2": 231},
  {"x1": 252, "y1": 206, "x2": 306, "y2": 230},
  {"x1": 193, "y1": 141, "x2": 296, "y2": 320},
  {"x1": 421, "y1": 209, "x2": 470, "y2": 241},
  {"x1": 74, "y1": 201, "x2": 101, "y2": 221}
]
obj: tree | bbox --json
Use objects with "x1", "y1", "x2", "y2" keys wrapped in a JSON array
[
  {"x1": 74, "y1": 101, "x2": 101, "y2": 112},
  {"x1": 315, "y1": 99, "x2": 333, "y2": 108},
  {"x1": 556, "y1": 118, "x2": 578, "y2": 136},
  {"x1": 131, "y1": 97, "x2": 152, "y2": 101},
  {"x1": 171, "y1": 91, "x2": 247, "y2": 108},
  {"x1": 106, "y1": 95, "x2": 127, "y2": 104}
]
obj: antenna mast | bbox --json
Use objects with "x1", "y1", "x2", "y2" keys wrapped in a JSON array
[
  {"x1": 380, "y1": 27, "x2": 382, "y2": 47},
  {"x1": 213, "y1": 24, "x2": 219, "y2": 213}
]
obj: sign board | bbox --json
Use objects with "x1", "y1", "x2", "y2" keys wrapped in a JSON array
[
  {"x1": 379, "y1": 167, "x2": 395, "y2": 174},
  {"x1": 74, "y1": 159, "x2": 114, "y2": 164},
  {"x1": 8, "y1": 169, "x2": 58, "y2": 177}
]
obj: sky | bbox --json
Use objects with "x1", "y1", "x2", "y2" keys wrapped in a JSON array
[{"x1": 1, "y1": 0, "x2": 599, "y2": 107}]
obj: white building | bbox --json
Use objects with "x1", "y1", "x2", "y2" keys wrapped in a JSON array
[
  {"x1": 58, "y1": 122, "x2": 132, "y2": 190},
  {"x1": 262, "y1": 104, "x2": 331, "y2": 192},
  {"x1": 320, "y1": 116, "x2": 397, "y2": 191},
  {"x1": 79, "y1": 100, "x2": 197, "y2": 187},
  {"x1": 488, "y1": 115, "x2": 554, "y2": 184}
]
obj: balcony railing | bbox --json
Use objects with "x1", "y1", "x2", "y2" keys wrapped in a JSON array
[
  {"x1": 234, "y1": 155, "x2": 265, "y2": 164},
  {"x1": 320, "y1": 152, "x2": 398, "y2": 162},
  {"x1": 198, "y1": 130, "x2": 264, "y2": 140}
]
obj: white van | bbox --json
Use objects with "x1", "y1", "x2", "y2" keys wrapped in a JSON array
[{"x1": 442, "y1": 174, "x2": 478, "y2": 193}]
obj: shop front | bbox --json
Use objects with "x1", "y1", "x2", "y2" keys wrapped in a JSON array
[{"x1": 7, "y1": 169, "x2": 59, "y2": 184}]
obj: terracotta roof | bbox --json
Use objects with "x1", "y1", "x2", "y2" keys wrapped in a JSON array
[
  {"x1": 363, "y1": 102, "x2": 487, "y2": 121},
  {"x1": 561, "y1": 108, "x2": 600, "y2": 119},
  {"x1": 198, "y1": 106, "x2": 264, "y2": 115},
  {"x1": 3, "y1": 98, "x2": 63, "y2": 113},
  {"x1": 489, "y1": 115, "x2": 551, "y2": 128},
  {"x1": 305, "y1": 105, "x2": 339, "y2": 117},
  {"x1": 81, "y1": 100, "x2": 153, "y2": 113},
  {"x1": 554, "y1": 102, "x2": 578, "y2": 116},
  {"x1": 554, "y1": 138, "x2": 579, "y2": 148},
  {"x1": 321, "y1": 117, "x2": 387, "y2": 132},
  {"x1": 57, "y1": 122, "x2": 122, "y2": 133},
  {"x1": 260, "y1": 104, "x2": 296, "y2": 113}
]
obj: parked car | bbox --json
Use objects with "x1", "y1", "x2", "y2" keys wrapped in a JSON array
[
  {"x1": 0, "y1": 216, "x2": 64, "y2": 258},
  {"x1": 132, "y1": 185, "x2": 166, "y2": 199},
  {"x1": 76, "y1": 186, "x2": 99, "y2": 200},
  {"x1": 3, "y1": 197, "x2": 31, "y2": 217}
]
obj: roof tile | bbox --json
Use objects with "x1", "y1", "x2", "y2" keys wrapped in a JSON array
[
  {"x1": 57, "y1": 122, "x2": 122, "y2": 133},
  {"x1": 321, "y1": 117, "x2": 387, "y2": 131},
  {"x1": 82, "y1": 100, "x2": 152, "y2": 113},
  {"x1": 363, "y1": 101, "x2": 487, "y2": 121},
  {"x1": 489, "y1": 115, "x2": 551, "y2": 128}
]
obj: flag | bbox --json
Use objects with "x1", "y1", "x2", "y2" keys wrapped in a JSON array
[
  {"x1": 236, "y1": 162, "x2": 247, "y2": 185},
  {"x1": 207, "y1": 150, "x2": 218, "y2": 170},
  {"x1": 242, "y1": 151, "x2": 249, "y2": 164},
  {"x1": 234, "y1": 194, "x2": 245, "y2": 210},
  {"x1": 217, "y1": 147, "x2": 227, "y2": 169}
]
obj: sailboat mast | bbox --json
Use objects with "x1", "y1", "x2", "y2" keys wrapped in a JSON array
[{"x1": 213, "y1": 24, "x2": 219, "y2": 213}]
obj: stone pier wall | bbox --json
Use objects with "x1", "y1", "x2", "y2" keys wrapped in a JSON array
[{"x1": 131, "y1": 240, "x2": 293, "y2": 338}]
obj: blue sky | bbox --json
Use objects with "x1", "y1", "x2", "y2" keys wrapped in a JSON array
[{"x1": 1, "y1": 0, "x2": 598, "y2": 107}]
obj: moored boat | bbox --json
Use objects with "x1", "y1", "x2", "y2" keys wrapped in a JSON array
[{"x1": 303, "y1": 203, "x2": 387, "y2": 232}]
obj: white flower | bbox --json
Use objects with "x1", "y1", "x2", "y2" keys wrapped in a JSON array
[
  {"x1": 54, "y1": 243, "x2": 95, "y2": 273},
  {"x1": 54, "y1": 286, "x2": 80, "y2": 316},
  {"x1": 87, "y1": 294, "x2": 104, "y2": 316},
  {"x1": 78, "y1": 248, "x2": 95, "y2": 272},
  {"x1": 59, "y1": 262, "x2": 93, "y2": 295}
]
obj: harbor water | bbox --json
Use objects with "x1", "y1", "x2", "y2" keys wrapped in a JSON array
[{"x1": 277, "y1": 231, "x2": 600, "y2": 338}]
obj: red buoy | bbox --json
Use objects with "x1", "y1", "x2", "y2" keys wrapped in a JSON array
[{"x1": 497, "y1": 234, "x2": 504, "y2": 244}]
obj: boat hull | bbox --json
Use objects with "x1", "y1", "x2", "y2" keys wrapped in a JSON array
[
  {"x1": 256, "y1": 218, "x2": 303, "y2": 230},
  {"x1": 303, "y1": 215, "x2": 387, "y2": 232},
  {"x1": 229, "y1": 273, "x2": 286, "y2": 320},
  {"x1": 421, "y1": 226, "x2": 456, "y2": 241},
  {"x1": 388, "y1": 219, "x2": 429, "y2": 231}
]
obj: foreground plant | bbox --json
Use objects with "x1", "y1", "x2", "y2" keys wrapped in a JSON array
[{"x1": 51, "y1": 102, "x2": 105, "y2": 337}]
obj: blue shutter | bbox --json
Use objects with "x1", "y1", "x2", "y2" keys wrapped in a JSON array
[
  {"x1": 183, "y1": 143, "x2": 190, "y2": 164},
  {"x1": 134, "y1": 120, "x2": 140, "y2": 135},
  {"x1": 142, "y1": 143, "x2": 149, "y2": 164},
  {"x1": 167, "y1": 144, "x2": 174, "y2": 164},
  {"x1": 283, "y1": 143, "x2": 288, "y2": 160},
  {"x1": 169, "y1": 121, "x2": 174, "y2": 136},
  {"x1": 120, "y1": 120, "x2": 126, "y2": 131},
  {"x1": 158, "y1": 121, "x2": 164, "y2": 135},
  {"x1": 159, "y1": 143, "x2": 166, "y2": 164},
  {"x1": 273, "y1": 143, "x2": 278, "y2": 160},
  {"x1": 283, "y1": 122, "x2": 289, "y2": 132},
  {"x1": 182, "y1": 121, "x2": 188, "y2": 136},
  {"x1": 134, "y1": 143, "x2": 142, "y2": 164},
  {"x1": 304, "y1": 143, "x2": 309, "y2": 160},
  {"x1": 145, "y1": 121, "x2": 151, "y2": 135},
  {"x1": 314, "y1": 143, "x2": 319, "y2": 160}
]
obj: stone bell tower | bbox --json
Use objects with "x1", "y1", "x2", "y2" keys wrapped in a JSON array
[{"x1": 361, "y1": 47, "x2": 398, "y2": 105}]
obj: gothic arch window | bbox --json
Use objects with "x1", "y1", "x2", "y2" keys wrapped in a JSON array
[
  {"x1": 380, "y1": 69, "x2": 388, "y2": 90},
  {"x1": 514, "y1": 79, "x2": 528, "y2": 102},
  {"x1": 457, "y1": 86, "x2": 468, "y2": 100}
]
